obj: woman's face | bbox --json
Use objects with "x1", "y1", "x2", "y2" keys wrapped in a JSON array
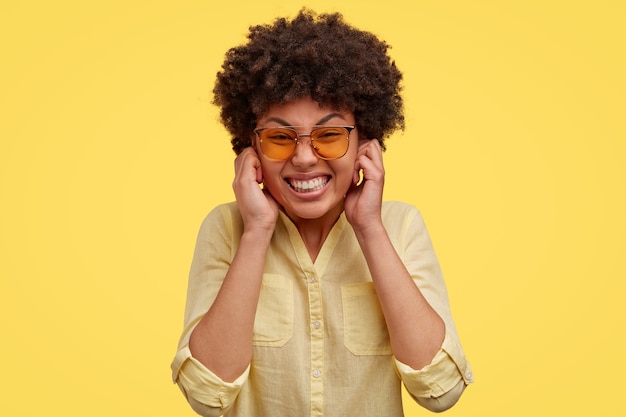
[{"x1": 254, "y1": 96, "x2": 359, "y2": 224}]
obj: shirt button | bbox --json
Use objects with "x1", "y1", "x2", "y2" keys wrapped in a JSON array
[
  {"x1": 313, "y1": 369, "x2": 321, "y2": 378},
  {"x1": 466, "y1": 372, "x2": 474, "y2": 382},
  {"x1": 309, "y1": 275, "x2": 317, "y2": 283},
  {"x1": 313, "y1": 321, "x2": 321, "y2": 329}
]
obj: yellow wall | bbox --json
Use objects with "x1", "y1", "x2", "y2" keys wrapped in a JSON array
[{"x1": 1, "y1": 1, "x2": 624, "y2": 415}]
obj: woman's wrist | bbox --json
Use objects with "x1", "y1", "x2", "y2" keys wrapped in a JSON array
[{"x1": 352, "y1": 219, "x2": 386, "y2": 243}]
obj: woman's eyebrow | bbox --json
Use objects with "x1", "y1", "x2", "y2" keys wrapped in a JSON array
[
  {"x1": 316, "y1": 113, "x2": 347, "y2": 125},
  {"x1": 261, "y1": 113, "x2": 347, "y2": 127},
  {"x1": 263, "y1": 117, "x2": 291, "y2": 126}
]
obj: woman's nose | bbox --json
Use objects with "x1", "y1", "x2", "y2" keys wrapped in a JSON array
[{"x1": 290, "y1": 137, "x2": 319, "y2": 166}]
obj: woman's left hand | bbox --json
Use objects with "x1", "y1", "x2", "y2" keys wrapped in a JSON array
[{"x1": 344, "y1": 139, "x2": 385, "y2": 231}]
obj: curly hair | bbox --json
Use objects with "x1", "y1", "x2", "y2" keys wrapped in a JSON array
[{"x1": 213, "y1": 9, "x2": 405, "y2": 154}]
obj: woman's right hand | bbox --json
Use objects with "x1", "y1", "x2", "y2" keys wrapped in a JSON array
[{"x1": 233, "y1": 147, "x2": 279, "y2": 232}]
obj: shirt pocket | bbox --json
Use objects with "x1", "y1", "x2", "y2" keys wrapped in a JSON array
[
  {"x1": 341, "y1": 282, "x2": 392, "y2": 355},
  {"x1": 253, "y1": 274, "x2": 294, "y2": 347}
]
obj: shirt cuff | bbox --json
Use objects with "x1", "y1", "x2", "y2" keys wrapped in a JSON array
[
  {"x1": 395, "y1": 332, "x2": 473, "y2": 399},
  {"x1": 172, "y1": 345, "x2": 250, "y2": 409}
]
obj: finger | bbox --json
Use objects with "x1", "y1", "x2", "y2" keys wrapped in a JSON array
[
  {"x1": 353, "y1": 167, "x2": 362, "y2": 185},
  {"x1": 357, "y1": 138, "x2": 381, "y2": 152},
  {"x1": 357, "y1": 156, "x2": 384, "y2": 184},
  {"x1": 361, "y1": 141, "x2": 385, "y2": 176},
  {"x1": 257, "y1": 164, "x2": 264, "y2": 185},
  {"x1": 234, "y1": 148, "x2": 260, "y2": 174}
]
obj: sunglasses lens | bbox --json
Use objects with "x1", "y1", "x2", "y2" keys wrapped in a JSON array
[
  {"x1": 311, "y1": 127, "x2": 350, "y2": 159},
  {"x1": 258, "y1": 127, "x2": 350, "y2": 160},
  {"x1": 259, "y1": 128, "x2": 298, "y2": 160}
]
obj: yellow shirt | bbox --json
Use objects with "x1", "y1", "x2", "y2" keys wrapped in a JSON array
[{"x1": 171, "y1": 201, "x2": 473, "y2": 417}]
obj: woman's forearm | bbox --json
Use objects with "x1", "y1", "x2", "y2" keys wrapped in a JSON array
[
  {"x1": 354, "y1": 222, "x2": 445, "y2": 370},
  {"x1": 188, "y1": 228, "x2": 273, "y2": 382}
]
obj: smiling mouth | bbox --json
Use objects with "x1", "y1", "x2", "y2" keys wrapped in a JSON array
[{"x1": 286, "y1": 176, "x2": 330, "y2": 193}]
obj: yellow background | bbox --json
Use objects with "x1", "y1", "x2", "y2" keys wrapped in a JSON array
[{"x1": 1, "y1": 1, "x2": 624, "y2": 415}]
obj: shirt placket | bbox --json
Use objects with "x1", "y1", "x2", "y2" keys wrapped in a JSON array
[{"x1": 306, "y1": 270, "x2": 324, "y2": 417}]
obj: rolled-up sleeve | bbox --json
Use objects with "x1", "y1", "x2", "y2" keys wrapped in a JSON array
[
  {"x1": 170, "y1": 204, "x2": 248, "y2": 416},
  {"x1": 386, "y1": 203, "x2": 473, "y2": 411},
  {"x1": 172, "y1": 345, "x2": 249, "y2": 416},
  {"x1": 395, "y1": 330, "x2": 473, "y2": 411}
]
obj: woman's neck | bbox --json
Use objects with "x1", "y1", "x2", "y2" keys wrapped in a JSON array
[{"x1": 284, "y1": 203, "x2": 344, "y2": 262}]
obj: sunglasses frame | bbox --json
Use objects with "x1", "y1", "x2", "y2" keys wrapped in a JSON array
[{"x1": 253, "y1": 125, "x2": 355, "y2": 161}]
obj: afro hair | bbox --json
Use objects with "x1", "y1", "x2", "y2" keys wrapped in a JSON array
[{"x1": 213, "y1": 9, "x2": 405, "y2": 154}]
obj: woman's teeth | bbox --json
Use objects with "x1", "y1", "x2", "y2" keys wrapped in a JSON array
[{"x1": 288, "y1": 177, "x2": 328, "y2": 193}]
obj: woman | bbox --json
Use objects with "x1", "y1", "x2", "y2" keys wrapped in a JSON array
[{"x1": 171, "y1": 9, "x2": 472, "y2": 417}]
